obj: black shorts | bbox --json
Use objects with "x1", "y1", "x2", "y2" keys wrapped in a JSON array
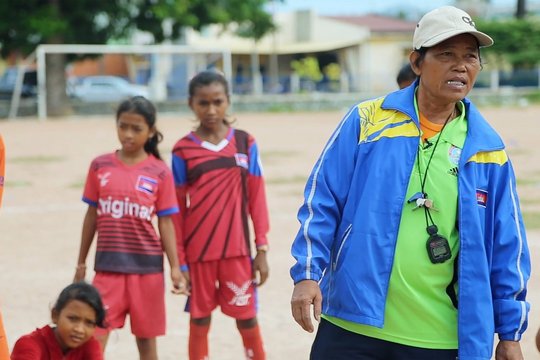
[{"x1": 310, "y1": 318, "x2": 458, "y2": 360}]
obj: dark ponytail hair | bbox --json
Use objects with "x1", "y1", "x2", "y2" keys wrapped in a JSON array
[
  {"x1": 53, "y1": 282, "x2": 106, "y2": 328},
  {"x1": 116, "y1": 96, "x2": 163, "y2": 159}
]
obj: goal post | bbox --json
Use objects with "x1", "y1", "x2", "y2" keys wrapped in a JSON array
[{"x1": 35, "y1": 44, "x2": 233, "y2": 120}]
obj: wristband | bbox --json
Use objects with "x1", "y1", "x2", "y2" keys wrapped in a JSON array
[{"x1": 256, "y1": 245, "x2": 269, "y2": 253}]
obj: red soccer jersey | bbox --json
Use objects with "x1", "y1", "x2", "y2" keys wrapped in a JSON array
[
  {"x1": 11, "y1": 325, "x2": 103, "y2": 360},
  {"x1": 171, "y1": 128, "x2": 269, "y2": 263},
  {"x1": 83, "y1": 152, "x2": 178, "y2": 274}
]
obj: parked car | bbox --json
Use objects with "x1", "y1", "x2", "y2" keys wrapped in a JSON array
[
  {"x1": 69, "y1": 75, "x2": 149, "y2": 102},
  {"x1": 0, "y1": 67, "x2": 37, "y2": 100}
]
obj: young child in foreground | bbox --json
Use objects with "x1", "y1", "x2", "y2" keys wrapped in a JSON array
[{"x1": 11, "y1": 282, "x2": 105, "y2": 360}]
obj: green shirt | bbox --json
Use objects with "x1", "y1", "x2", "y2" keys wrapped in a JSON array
[{"x1": 325, "y1": 101, "x2": 467, "y2": 349}]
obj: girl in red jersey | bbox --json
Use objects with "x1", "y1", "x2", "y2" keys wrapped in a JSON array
[
  {"x1": 11, "y1": 282, "x2": 106, "y2": 360},
  {"x1": 74, "y1": 96, "x2": 187, "y2": 359},
  {"x1": 171, "y1": 70, "x2": 270, "y2": 360}
]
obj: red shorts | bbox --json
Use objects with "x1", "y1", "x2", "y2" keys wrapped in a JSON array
[
  {"x1": 93, "y1": 272, "x2": 165, "y2": 338},
  {"x1": 187, "y1": 256, "x2": 258, "y2": 319}
]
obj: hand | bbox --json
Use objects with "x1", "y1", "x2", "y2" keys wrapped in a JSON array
[
  {"x1": 495, "y1": 340, "x2": 524, "y2": 360},
  {"x1": 291, "y1": 280, "x2": 322, "y2": 333},
  {"x1": 73, "y1": 264, "x2": 86, "y2": 283},
  {"x1": 170, "y1": 266, "x2": 189, "y2": 295},
  {"x1": 182, "y1": 269, "x2": 191, "y2": 285},
  {"x1": 252, "y1": 251, "x2": 269, "y2": 286}
]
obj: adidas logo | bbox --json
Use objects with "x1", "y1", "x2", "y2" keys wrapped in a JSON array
[{"x1": 448, "y1": 167, "x2": 459, "y2": 177}]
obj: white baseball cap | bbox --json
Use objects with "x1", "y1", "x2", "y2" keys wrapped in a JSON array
[{"x1": 413, "y1": 6, "x2": 494, "y2": 50}]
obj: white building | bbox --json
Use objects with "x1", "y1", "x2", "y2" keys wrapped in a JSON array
[{"x1": 185, "y1": 10, "x2": 416, "y2": 94}]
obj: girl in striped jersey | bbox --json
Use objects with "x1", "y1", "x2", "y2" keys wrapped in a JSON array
[
  {"x1": 172, "y1": 71, "x2": 270, "y2": 360},
  {"x1": 74, "y1": 96, "x2": 187, "y2": 359}
]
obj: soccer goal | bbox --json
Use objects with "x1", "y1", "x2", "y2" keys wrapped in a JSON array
[{"x1": 34, "y1": 44, "x2": 232, "y2": 120}]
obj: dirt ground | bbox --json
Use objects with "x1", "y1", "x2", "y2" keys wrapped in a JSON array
[{"x1": 1, "y1": 105, "x2": 540, "y2": 359}]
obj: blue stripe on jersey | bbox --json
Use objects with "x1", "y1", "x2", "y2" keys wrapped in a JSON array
[
  {"x1": 172, "y1": 154, "x2": 188, "y2": 186},
  {"x1": 82, "y1": 196, "x2": 98, "y2": 207},
  {"x1": 157, "y1": 206, "x2": 179, "y2": 217},
  {"x1": 248, "y1": 142, "x2": 263, "y2": 176},
  {"x1": 188, "y1": 133, "x2": 202, "y2": 144}
]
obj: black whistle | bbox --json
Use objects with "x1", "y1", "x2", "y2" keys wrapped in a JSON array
[{"x1": 427, "y1": 224, "x2": 438, "y2": 235}]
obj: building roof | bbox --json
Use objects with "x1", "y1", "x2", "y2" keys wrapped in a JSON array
[
  {"x1": 187, "y1": 11, "x2": 370, "y2": 55},
  {"x1": 326, "y1": 14, "x2": 417, "y2": 33}
]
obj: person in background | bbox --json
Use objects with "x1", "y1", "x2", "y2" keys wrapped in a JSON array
[
  {"x1": 74, "y1": 96, "x2": 187, "y2": 359},
  {"x1": 0, "y1": 134, "x2": 9, "y2": 360},
  {"x1": 0, "y1": 133, "x2": 5, "y2": 208},
  {"x1": 396, "y1": 63, "x2": 417, "y2": 89},
  {"x1": 11, "y1": 282, "x2": 105, "y2": 360},
  {"x1": 172, "y1": 70, "x2": 270, "y2": 360},
  {"x1": 290, "y1": 6, "x2": 529, "y2": 360}
]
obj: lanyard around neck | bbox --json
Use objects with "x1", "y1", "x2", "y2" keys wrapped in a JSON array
[{"x1": 416, "y1": 108, "x2": 454, "y2": 231}]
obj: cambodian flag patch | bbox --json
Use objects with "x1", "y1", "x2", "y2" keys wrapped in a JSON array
[
  {"x1": 476, "y1": 189, "x2": 488, "y2": 207},
  {"x1": 136, "y1": 175, "x2": 157, "y2": 194},
  {"x1": 235, "y1": 153, "x2": 249, "y2": 169}
]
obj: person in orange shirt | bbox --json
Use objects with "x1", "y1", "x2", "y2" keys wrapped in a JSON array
[
  {"x1": 0, "y1": 312, "x2": 8, "y2": 360},
  {"x1": 0, "y1": 133, "x2": 5, "y2": 207},
  {"x1": 0, "y1": 133, "x2": 10, "y2": 360}
]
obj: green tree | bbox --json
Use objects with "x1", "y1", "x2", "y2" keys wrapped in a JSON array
[
  {"x1": 291, "y1": 57, "x2": 323, "y2": 82},
  {"x1": 477, "y1": 18, "x2": 540, "y2": 68},
  {"x1": 0, "y1": 0, "x2": 277, "y2": 116}
]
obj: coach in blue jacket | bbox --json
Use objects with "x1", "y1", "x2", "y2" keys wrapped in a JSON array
[{"x1": 290, "y1": 6, "x2": 530, "y2": 360}]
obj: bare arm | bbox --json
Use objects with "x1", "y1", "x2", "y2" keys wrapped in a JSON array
[
  {"x1": 173, "y1": 186, "x2": 187, "y2": 266},
  {"x1": 74, "y1": 206, "x2": 97, "y2": 282},
  {"x1": 252, "y1": 250, "x2": 269, "y2": 286},
  {"x1": 158, "y1": 215, "x2": 188, "y2": 295}
]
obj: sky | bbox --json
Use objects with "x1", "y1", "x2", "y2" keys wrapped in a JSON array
[{"x1": 270, "y1": 0, "x2": 540, "y2": 17}]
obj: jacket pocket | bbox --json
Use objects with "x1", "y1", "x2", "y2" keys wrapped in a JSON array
[{"x1": 333, "y1": 224, "x2": 352, "y2": 271}]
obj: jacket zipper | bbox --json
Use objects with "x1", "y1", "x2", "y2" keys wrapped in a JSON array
[
  {"x1": 325, "y1": 223, "x2": 353, "y2": 313},
  {"x1": 333, "y1": 224, "x2": 352, "y2": 270}
]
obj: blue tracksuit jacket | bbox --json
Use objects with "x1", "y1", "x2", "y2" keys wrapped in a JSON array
[{"x1": 290, "y1": 84, "x2": 530, "y2": 360}]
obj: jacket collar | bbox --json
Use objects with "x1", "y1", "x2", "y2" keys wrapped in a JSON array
[{"x1": 381, "y1": 79, "x2": 505, "y2": 159}]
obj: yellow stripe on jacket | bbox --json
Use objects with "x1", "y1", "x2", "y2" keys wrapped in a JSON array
[
  {"x1": 356, "y1": 99, "x2": 419, "y2": 144},
  {"x1": 468, "y1": 150, "x2": 508, "y2": 165}
]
